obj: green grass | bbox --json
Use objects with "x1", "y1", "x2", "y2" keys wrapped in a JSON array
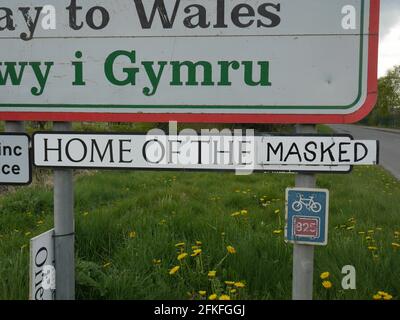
[{"x1": 0, "y1": 166, "x2": 399, "y2": 300}]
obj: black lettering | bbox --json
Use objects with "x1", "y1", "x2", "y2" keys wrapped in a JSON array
[
  {"x1": 119, "y1": 139, "x2": 133, "y2": 163},
  {"x1": 0, "y1": 7, "x2": 15, "y2": 31},
  {"x1": 134, "y1": 0, "x2": 181, "y2": 29},
  {"x1": 13, "y1": 146, "x2": 22, "y2": 156},
  {"x1": 11, "y1": 165, "x2": 20, "y2": 175},
  {"x1": 284, "y1": 143, "x2": 302, "y2": 162},
  {"x1": 304, "y1": 142, "x2": 317, "y2": 162},
  {"x1": 213, "y1": 0, "x2": 227, "y2": 28},
  {"x1": 35, "y1": 247, "x2": 48, "y2": 268},
  {"x1": 354, "y1": 142, "x2": 368, "y2": 162},
  {"x1": 44, "y1": 138, "x2": 62, "y2": 162},
  {"x1": 90, "y1": 139, "x2": 114, "y2": 163},
  {"x1": 231, "y1": 4, "x2": 255, "y2": 28},
  {"x1": 86, "y1": 6, "x2": 110, "y2": 30},
  {"x1": 339, "y1": 142, "x2": 351, "y2": 163},
  {"x1": 183, "y1": 5, "x2": 210, "y2": 28},
  {"x1": 257, "y1": 3, "x2": 281, "y2": 28},
  {"x1": 143, "y1": 139, "x2": 165, "y2": 164},
  {"x1": 18, "y1": 7, "x2": 43, "y2": 41},
  {"x1": 168, "y1": 139, "x2": 182, "y2": 164},
  {"x1": 267, "y1": 142, "x2": 283, "y2": 162},
  {"x1": 66, "y1": 0, "x2": 84, "y2": 30},
  {"x1": 1, "y1": 165, "x2": 10, "y2": 175},
  {"x1": 238, "y1": 140, "x2": 251, "y2": 165},
  {"x1": 320, "y1": 142, "x2": 336, "y2": 162},
  {"x1": 35, "y1": 287, "x2": 44, "y2": 300},
  {"x1": 65, "y1": 138, "x2": 87, "y2": 163}
]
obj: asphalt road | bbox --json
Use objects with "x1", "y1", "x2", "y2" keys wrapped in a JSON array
[{"x1": 329, "y1": 124, "x2": 400, "y2": 180}]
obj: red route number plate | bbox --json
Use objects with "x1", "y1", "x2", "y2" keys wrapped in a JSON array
[{"x1": 293, "y1": 217, "x2": 320, "y2": 238}]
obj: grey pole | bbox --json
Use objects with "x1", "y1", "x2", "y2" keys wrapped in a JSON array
[
  {"x1": 292, "y1": 124, "x2": 317, "y2": 300},
  {"x1": 5, "y1": 121, "x2": 25, "y2": 133},
  {"x1": 53, "y1": 122, "x2": 75, "y2": 300}
]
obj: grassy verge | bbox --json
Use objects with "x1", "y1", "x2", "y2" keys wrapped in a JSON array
[{"x1": 0, "y1": 165, "x2": 399, "y2": 300}]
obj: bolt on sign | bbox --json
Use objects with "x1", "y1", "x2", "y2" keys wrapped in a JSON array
[
  {"x1": 285, "y1": 188, "x2": 329, "y2": 246},
  {"x1": 0, "y1": 0, "x2": 379, "y2": 123},
  {"x1": 32, "y1": 133, "x2": 379, "y2": 172},
  {"x1": 0, "y1": 134, "x2": 31, "y2": 185},
  {"x1": 30, "y1": 229, "x2": 56, "y2": 300}
]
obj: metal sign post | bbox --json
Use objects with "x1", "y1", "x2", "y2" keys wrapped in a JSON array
[
  {"x1": 292, "y1": 124, "x2": 316, "y2": 300},
  {"x1": 53, "y1": 122, "x2": 75, "y2": 300}
]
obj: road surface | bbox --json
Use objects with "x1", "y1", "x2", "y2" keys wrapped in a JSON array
[{"x1": 329, "y1": 124, "x2": 400, "y2": 179}]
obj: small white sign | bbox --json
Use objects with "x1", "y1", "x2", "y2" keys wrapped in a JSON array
[
  {"x1": 0, "y1": 134, "x2": 31, "y2": 184},
  {"x1": 33, "y1": 133, "x2": 379, "y2": 173},
  {"x1": 30, "y1": 229, "x2": 55, "y2": 300}
]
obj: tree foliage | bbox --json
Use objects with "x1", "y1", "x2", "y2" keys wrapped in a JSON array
[{"x1": 362, "y1": 65, "x2": 400, "y2": 127}]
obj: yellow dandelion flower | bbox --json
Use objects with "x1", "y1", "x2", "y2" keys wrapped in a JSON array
[
  {"x1": 227, "y1": 245, "x2": 236, "y2": 254},
  {"x1": 208, "y1": 270, "x2": 217, "y2": 278},
  {"x1": 378, "y1": 291, "x2": 387, "y2": 296},
  {"x1": 241, "y1": 210, "x2": 248, "y2": 216},
  {"x1": 383, "y1": 294, "x2": 393, "y2": 300},
  {"x1": 273, "y1": 230, "x2": 283, "y2": 235},
  {"x1": 274, "y1": 209, "x2": 280, "y2": 214},
  {"x1": 373, "y1": 294, "x2": 382, "y2": 300},
  {"x1": 234, "y1": 282, "x2": 246, "y2": 288},
  {"x1": 219, "y1": 295, "x2": 231, "y2": 300},
  {"x1": 392, "y1": 243, "x2": 400, "y2": 248},
  {"x1": 103, "y1": 262, "x2": 112, "y2": 268},
  {"x1": 230, "y1": 289, "x2": 237, "y2": 294},
  {"x1": 368, "y1": 246, "x2": 378, "y2": 251},
  {"x1": 129, "y1": 231, "x2": 136, "y2": 239},
  {"x1": 365, "y1": 236, "x2": 372, "y2": 240},
  {"x1": 322, "y1": 281, "x2": 332, "y2": 289},
  {"x1": 191, "y1": 249, "x2": 202, "y2": 257},
  {"x1": 225, "y1": 281, "x2": 235, "y2": 286},
  {"x1": 358, "y1": 231, "x2": 365, "y2": 235},
  {"x1": 196, "y1": 241, "x2": 202, "y2": 246},
  {"x1": 367, "y1": 230, "x2": 374, "y2": 234},
  {"x1": 208, "y1": 294, "x2": 217, "y2": 300},
  {"x1": 175, "y1": 242, "x2": 185, "y2": 248},
  {"x1": 169, "y1": 266, "x2": 180, "y2": 275},
  {"x1": 152, "y1": 259, "x2": 161, "y2": 265},
  {"x1": 198, "y1": 291, "x2": 206, "y2": 297},
  {"x1": 346, "y1": 226, "x2": 355, "y2": 231},
  {"x1": 192, "y1": 245, "x2": 199, "y2": 250},
  {"x1": 177, "y1": 253, "x2": 188, "y2": 261},
  {"x1": 320, "y1": 272, "x2": 330, "y2": 280},
  {"x1": 231, "y1": 212, "x2": 241, "y2": 217}
]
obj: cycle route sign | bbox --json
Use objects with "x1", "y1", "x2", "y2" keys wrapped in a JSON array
[{"x1": 285, "y1": 188, "x2": 329, "y2": 246}]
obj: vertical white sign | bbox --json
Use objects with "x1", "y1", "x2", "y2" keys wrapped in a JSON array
[{"x1": 29, "y1": 229, "x2": 56, "y2": 300}]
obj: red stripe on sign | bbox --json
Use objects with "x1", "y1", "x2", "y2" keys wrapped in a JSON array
[{"x1": 0, "y1": 0, "x2": 380, "y2": 124}]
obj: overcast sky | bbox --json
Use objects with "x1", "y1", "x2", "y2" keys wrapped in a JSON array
[{"x1": 379, "y1": 0, "x2": 400, "y2": 77}]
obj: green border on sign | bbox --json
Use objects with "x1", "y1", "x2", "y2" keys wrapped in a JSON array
[{"x1": 0, "y1": 0, "x2": 365, "y2": 111}]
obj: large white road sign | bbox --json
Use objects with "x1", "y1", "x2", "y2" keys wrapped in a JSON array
[{"x1": 0, "y1": 0, "x2": 379, "y2": 123}]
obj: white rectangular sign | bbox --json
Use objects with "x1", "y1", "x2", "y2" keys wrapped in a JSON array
[
  {"x1": 29, "y1": 229, "x2": 56, "y2": 301},
  {"x1": 33, "y1": 133, "x2": 379, "y2": 173},
  {"x1": 0, "y1": 134, "x2": 31, "y2": 184},
  {"x1": 0, "y1": 0, "x2": 379, "y2": 123}
]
